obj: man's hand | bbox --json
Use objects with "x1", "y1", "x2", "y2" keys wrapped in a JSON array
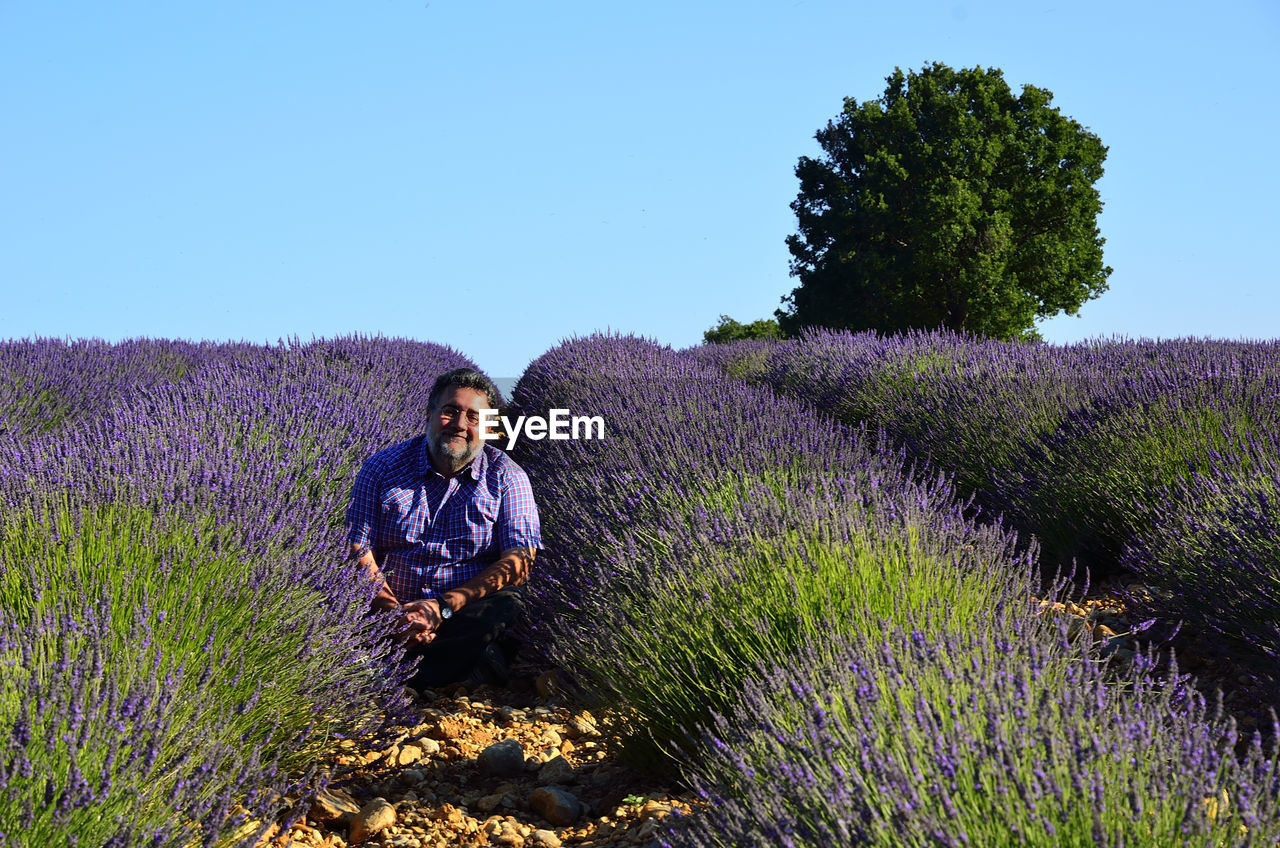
[
  {"x1": 351, "y1": 542, "x2": 534, "y2": 647},
  {"x1": 398, "y1": 600, "x2": 446, "y2": 646},
  {"x1": 352, "y1": 542, "x2": 427, "y2": 644}
]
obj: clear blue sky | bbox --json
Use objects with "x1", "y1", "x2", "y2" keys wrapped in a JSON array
[{"x1": 3, "y1": 1, "x2": 1277, "y2": 379}]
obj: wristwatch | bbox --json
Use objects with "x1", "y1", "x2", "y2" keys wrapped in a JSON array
[{"x1": 438, "y1": 598, "x2": 454, "y2": 621}]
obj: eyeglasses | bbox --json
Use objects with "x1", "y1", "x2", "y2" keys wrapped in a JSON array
[{"x1": 437, "y1": 404, "x2": 483, "y2": 426}]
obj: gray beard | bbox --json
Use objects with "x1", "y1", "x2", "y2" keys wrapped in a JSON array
[{"x1": 431, "y1": 433, "x2": 479, "y2": 474}]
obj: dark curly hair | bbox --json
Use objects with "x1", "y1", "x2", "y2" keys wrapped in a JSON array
[{"x1": 426, "y1": 368, "x2": 503, "y2": 412}]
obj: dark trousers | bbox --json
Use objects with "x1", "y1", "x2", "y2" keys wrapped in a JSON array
[{"x1": 405, "y1": 585, "x2": 526, "y2": 690}]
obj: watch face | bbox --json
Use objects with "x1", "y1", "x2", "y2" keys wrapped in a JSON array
[{"x1": 439, "y1": 602, "x2": 453, "y2": 619}]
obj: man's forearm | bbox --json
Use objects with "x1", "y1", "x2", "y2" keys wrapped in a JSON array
[
  {"x1": 440, "y1": 547, "x2": 534, "y2": 613},
  {"x1": 351, "y1": 543, "x2": 400, "y2": 612}
]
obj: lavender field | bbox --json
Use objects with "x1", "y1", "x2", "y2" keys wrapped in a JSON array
[
  {"x1": 3, "y1": 332, "x2": 1280, "y2": 846},
  {"x1": 0, "y1": 337, "x2": 476, "y2": 846},
  {"x1": 692, "y1": 330, "x2": 1280, "y2": 660}
]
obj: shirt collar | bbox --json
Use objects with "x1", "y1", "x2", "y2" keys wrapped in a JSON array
[{"x1": 419, "y1": 436, "x2": 487, "y2": 482}]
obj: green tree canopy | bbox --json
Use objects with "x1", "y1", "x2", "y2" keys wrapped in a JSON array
[
  {"x1": 778, "y1": 62, "x2": 1111, "y2": 341},
  {"x1": 703, "y1": 314, "x2": 784, "y2": 344}
]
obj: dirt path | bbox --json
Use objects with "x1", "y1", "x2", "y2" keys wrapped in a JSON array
[{"x1": 262, "y1": 657, "x2": 695, "y2": 848}]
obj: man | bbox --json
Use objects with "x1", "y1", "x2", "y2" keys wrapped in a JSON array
[{"x1": 346, "y1": 368, "x2": 541, "y2": 690}]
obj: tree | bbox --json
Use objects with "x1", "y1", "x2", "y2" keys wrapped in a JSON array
[
  {"x1": 778, "y1": 62, "x2": 1111, "y2": 340},
  {"x1": 702, "y1": 314, "x2": 784, "y2": 344}
]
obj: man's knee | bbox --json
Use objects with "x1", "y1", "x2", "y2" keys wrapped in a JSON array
[
  {"x1": 458, "y1": 585, "x2": 526, "y2": 624},
  {"x1": 404, "y1": 586, "x2": 528, "y2": 689},
  {"x1": 431, "y1": 586, "x2": 526, "y2": 645}
]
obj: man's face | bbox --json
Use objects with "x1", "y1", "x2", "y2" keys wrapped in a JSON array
[{"x1": 425, "y1": 386, "x2": 490, "y2": 475}]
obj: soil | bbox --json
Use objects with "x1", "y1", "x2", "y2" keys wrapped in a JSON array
[{"x1": 257, "y1": 648, "x2": 696, "y2": 848}]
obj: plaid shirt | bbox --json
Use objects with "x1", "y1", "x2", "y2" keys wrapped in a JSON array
[{"x1": 345, "y1": 437, "x2": 542, "y2": 603}]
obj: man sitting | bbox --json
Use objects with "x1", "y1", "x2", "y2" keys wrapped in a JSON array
[{"x1": 345, "y1": 368, "x2": 541, "y2": 690}]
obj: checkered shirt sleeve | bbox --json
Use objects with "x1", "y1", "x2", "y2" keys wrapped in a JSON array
[
  {"x1": 494, "y1": 461, "x2": 541, "y2": 553},
  {"x1": 345, "y1": 451, "x2": 383, "y2": 552}
]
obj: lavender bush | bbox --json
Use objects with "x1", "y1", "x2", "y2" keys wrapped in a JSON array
[
  {"x1": 1122, "y1": 431, "x2": 1280, "y2": 657},
  {"x1": 0, "y1": 501, "x2": 398, "y2": 773},
  {"x1": 1, "y1": 602, "x2": 302, "y2": 848},
  {"x1": 1000, "y1": 340, "x2": 1280, "y2": 575},
  {"x1": 702, "y1": 328, "x2": 1107, "y2": 519},
  {"x1": 0, "y1": 335, "x2": 476, "y2": 845},
  {"x1": 697, "y1": 331, "x2": 1280, "y2": 635},
  {"x1": 669, "y1": 617, "x2": 1280, "y2": 848},
  {"x1": 512, "y1": 334, "x2": 1045, "y2": 772},
  {"x1": 685, "y1": 338, "x2": 784, "y2": 383},
  {"x1": 0, "y1": 337, "x2": 229, "y2": 437}
]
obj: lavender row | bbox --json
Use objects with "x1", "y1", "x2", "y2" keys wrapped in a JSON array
[
  {"x1": 0, "y1": 334, "x2": 461, "y2": 439},
  {"x1": 510, "y1": 333, "x2": 1047, "y2": 773},
  {"x1": 667, "y1": 618, "x2": 1280, "y2": 847},
  {"x1": 692, "y1": 330, "x2": 1112, "y2": 521},
  {"x1": 1, "y1": 336, "x2": 475, "y2": 845},
  {"x1": 1120, "y1": 431, "x2": 1280, "y2": 656},
  {"x1": 997, "y1": 337, "x2": 1280, "y2": 578},
  {"x1": 1, "y1": 602, "x2": 311, "y2": 847},
  {"x1": 694, "y1": 331, "x2": 1280, "y2": 655},
  {"x1": 512, "y1": 333, "x2": 1280, "y2": 844},
  {"x1": 0, "y1": 337, "x2": 210, "y2": 437}
]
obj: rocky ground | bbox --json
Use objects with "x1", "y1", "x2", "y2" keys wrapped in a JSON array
[{"x1": 255, "y1": 652, "x2": 695, "y2": 848}]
